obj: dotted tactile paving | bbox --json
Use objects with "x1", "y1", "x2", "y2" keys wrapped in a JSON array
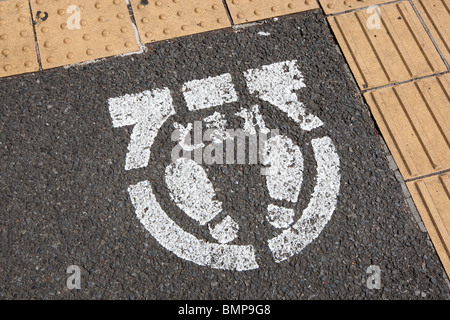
[
  {"x1": 407, "y1": 173, "x2": 450, "y2": 278},
  {"x1": 319, "y1": 0, "x2": 394, "y2": 15},
  {"x1": 328, "y1": 1, "x2": 447, "y2": 89},
  {"x1": 130, "y1": 0, "x2": 231, "y2": 43},
  {"x1": 226, "y1": 0, "x2": 319, "y2": 24},
  {"x1": 0, "y1": 1, "x2": 39, "y2": 77},
  {"x1": 413, "y1": 0, "x2": 450, "y2": 65},
  {"x1": 364, "y1": 74, "x2": 450, "y2": 180},
  {"x1": 30, "y1": 0, "x2": 139, "y2": 70}
]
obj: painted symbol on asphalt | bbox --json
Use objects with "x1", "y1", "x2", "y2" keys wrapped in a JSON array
[{"x1": 108, "y1": 60, "x2": 340, "y2": 271}]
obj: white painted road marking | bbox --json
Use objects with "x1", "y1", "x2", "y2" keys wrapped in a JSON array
[
  {"x1": 262, "y1": 134, "x2": 304, "y2": 203},
  {"x1": 108, "y1": 88, "x2": 175, "y2": 170},
  {"x1": 266, "y1": 204, "x2": 295, "y2": 229},
  {"x1": 109, "y1": 60, "x2": 341, "y2": 270},
  {"x1": 182, "y1": 73, "x2": 238, "y2": 111},
  {"x1": 128, "y1": 180, "x2": 259, "y2": 271},
  {"x1": 268, "y1": 136, "x2": 340, "y2": 263},
  {"x1": 244, "y1": 60, "x2": 323, "y2": 131},
  {"x1": 165, "y1": 158, "x2": 222, "y2": 226}
]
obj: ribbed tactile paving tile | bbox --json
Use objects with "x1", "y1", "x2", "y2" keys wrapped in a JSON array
[
  {"x1": 413, "y1": 0, "x2": 450, "y2": 65},
  {"x1": 31, "y1": 0, "x2": 139, "y2": 70},
  {"x1": 364, "y1": 74, "x2": 450, "y2": 180},
  {"x1": 328, "y1": 1, "x2": 447, "y2": 89},
  {"x1": 225, "y1": 0, "x2": 318, "y2": 24},
  {"x1": 407, "y1": 173, "x2": 450, "y2": 278},
  {"x1": 0, "y1": 1, "x2": 39, "y2": 77},
  {"x1": 130, "y1": 0, "x2": 231, "y2": 43},
  {"x1": 319, "y1": 0, "x2": 394, "y2": 15}
]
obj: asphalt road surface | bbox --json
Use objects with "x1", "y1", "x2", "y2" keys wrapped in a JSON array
[{"x1": 1, "y1": 10, "x2": 449, "y2": 300}]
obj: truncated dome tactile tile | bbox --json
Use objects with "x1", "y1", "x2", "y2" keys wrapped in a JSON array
[
  {"x1": 130, "y1": 0, "x2": 231, "y2": 43},
  {"x1": 0, "y1": 1, "x2": 39, "y2": 78},
  {"x1": 225, "y1": 0, "x2": 318, "y2": 24},
  {"x1": 30, "y1": 0, "x2": 139, "y2": 70}
]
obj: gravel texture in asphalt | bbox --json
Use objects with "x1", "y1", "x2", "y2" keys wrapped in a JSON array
[{"x1": 0, "y1": 10, "x2": 449, "y2": 299}]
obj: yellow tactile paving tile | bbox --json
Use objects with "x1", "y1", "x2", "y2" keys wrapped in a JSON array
[
  {"x1": 30, "y1": 0, "x2": 139, "y2": 70},
  {"x1": 0, "y1": 1, "x2": 39, "y2": 77},
  {"x1": 226, "y1": 0, "x2": 318, "y2": 24},
  {"x1": 130, "y1": 0, "x2": 231, "y2": 43},
  {"x1": 364, "y1": 74, "x2": 450, "y2": 180},
  {"x1": 328, "y1": 1, "x2": 447, "y2": 90},
  {"x1": 319, "y1": 0, "x2": 393, "y2": 15},
  {"x1": 407, "y1": 173, "x2": 450, "y2": 278},
  {"x1": 413, "y1": 0, "x2": 450, "y2": 65}
]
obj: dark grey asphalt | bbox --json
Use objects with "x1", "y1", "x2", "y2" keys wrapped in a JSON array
[{"x1": 1, "y1": 10, "x2": 449, "y2": 299}]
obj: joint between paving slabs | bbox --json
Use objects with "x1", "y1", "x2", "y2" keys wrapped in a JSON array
[
  {"x1": 409, "y1": 0, "x2": 450, "y2": 70},
  {"x1": 221, "y1": 0, "x2": 235, "y2": 26},
  {"x1": 404, "y1": 168, "x2": 450, "y2": 184},
  {"x1": 321, "y1": 0, "x2": 405, "y2": 17},
  {"x1": 28, "y1": 0, "x2": 43, "y2": 71},
  {"x1": 125, "y1": 0, "x2": 146, "y2": 53},
  {"x1": 360, "y1": 71, "x2": 450, "y2": 94}
]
